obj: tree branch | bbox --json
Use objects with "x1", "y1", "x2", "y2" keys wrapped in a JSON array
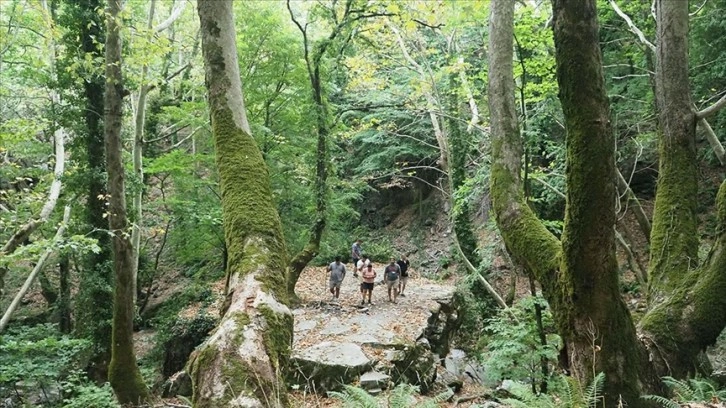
[
  {"x1": 0, "y1": 205, "x2": 71, "y2": 333},
  {"x1": 609, "y1": 0, "x2": 656, "y2": 52},
  {"x1": 696, "y1": 92, "x2": 726, "y2": 119},
  {"x1": 698, "y1": 117, "x2": 726, "y2": 165},
  {"x1": 153, "y1": 0, "x2": 186, "y2": 33}
]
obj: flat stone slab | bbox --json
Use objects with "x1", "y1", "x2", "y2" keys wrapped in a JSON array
[
  {"x1": 360, "y1": 371, "x2": 391, "y2": 390},
  {"x1": 295, "y1": 341, "x2": 369, "y2": 367},
  {"x1": 291, "y1": 342, "x2": 372, "y2": 393}
]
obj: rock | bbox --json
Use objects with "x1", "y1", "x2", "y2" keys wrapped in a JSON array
[
  {"x1": 368, "y1": 388, "x2": 383, "y2": 396},
  {"x1": 359, "y1": 371, "x2": 391, "y2": 390},
  {"x1": 421, "y1": 289, "x2": 462, "y2": 357},
  {"x1": 161, "y1": 370, "x2": 192, "y2": 398},
  {"x1": 161, "y1": 313, "x2": 217, "y2": 377},
  {"x1": 294, "y1": 319, "x2": 317, "y2": 332},
  {"x1": 436, "y1": 369, "x2": 463, "y2": 393},
  {"x1": 385, "y1": 342, "x2": 438, "y2": 393},
  {"x1": 290, "y1": 342, "x2": 372, "y2": 393}
]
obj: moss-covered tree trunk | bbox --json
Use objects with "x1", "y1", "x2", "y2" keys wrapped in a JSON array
[
  {"x1": 190, "y1": 1, "x2": 292, "y2": 406},
  {"x1": 489, "y1": 1, "x2": 657, "y2": 405},
  {"x1": 646, "y1": 0, "x2": 698, "y2": 304},
  {"x1": 104, "y1": 0, "x2": 150, "y2": 404},
  {"x1": 552, "y1": 1, "x2": 650, "y2": 404},
  {"x1": 57, "y1": 0, "x2": 114, "y2": 381},
  {"x1": 637, "y1": 0, "x2": 726, "y2": 378}
]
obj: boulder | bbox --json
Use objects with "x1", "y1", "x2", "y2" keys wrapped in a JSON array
[
  {"x1": 378, "y1": 341, "x2": 438, "y2": 393},
  {"x1": 290, "y1": 342, "x2": 372, "y2": 393}
]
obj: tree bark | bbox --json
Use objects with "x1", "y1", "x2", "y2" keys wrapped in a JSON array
[
  {"x1": 57, "y1": 0, "x2": 115, "y2": 381},
  {"x1": 130, "y1": 0, "x2": 157, "y2": 305},
  {"x1": 646, "y1": 0, "x2": 698, "y2": 304},
  {"x1": 104, "y1": 0, "x2": 150, "y2": 404},
  {"x1": 489, "y1": 1, "x2": 658, "y2": 405},
  {"x1": 637, "y1": 0, "x2": 726, "y2": 379},
  {"x1": 189, "y1": 1, "x2": 292, "y2": 406},
  {"x1": 552, "y1": 1, "x2": 648, "y2": 404}
]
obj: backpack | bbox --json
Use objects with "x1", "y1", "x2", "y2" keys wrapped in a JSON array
[{"x1": 385, "y1": 265, "x2": 399, "y2": 281}]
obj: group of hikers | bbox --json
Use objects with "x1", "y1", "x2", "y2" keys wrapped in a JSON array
[{"x1": 326, "y1": 239, "x2": 410, "y2": 305}]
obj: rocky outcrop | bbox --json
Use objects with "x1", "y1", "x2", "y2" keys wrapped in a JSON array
[
  {"x1": 290, "y1": 273, "x2": 464, "y2": 395},
  {"x1": 421, "y1": 290, "x2": 462, "y2": 358},
  {"x1": 290, "y1": 342, "x2": 372, "y2": 393}
]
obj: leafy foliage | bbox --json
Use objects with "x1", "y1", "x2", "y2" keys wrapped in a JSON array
[
  {"x1": 641, "y1": 376, "x2": 726, "y2": 407},
  {"x1": 480, "y1": 296, "x2": 561, "y2": 387},
  {"x1": 500, "y1": 372, "x2": 605, "y2": 408},
  {"x1": 328, "y1": 383, "x2": 453, "y2": 408}
]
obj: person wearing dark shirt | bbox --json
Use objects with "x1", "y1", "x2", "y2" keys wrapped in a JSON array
[{"x1": 397, "y1": 255, "x2": 410, "y2": 297}]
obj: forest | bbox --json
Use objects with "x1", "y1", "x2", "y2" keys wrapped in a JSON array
[{"x1": 2, "y1": 0, "x2": 726, "y2": 407}]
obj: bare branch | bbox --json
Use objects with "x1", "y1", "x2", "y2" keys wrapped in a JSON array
[
  {"x1": 153, "y1": 0, "x2": 186, "y2": 33},
  {"x1": 698, "y1": 117, "x2": 726, "y2": 165},
  {"x1": 696, "y1": 92, "x2": 726, "y2": 119},
  {"x1": 609, "y1": 0, "x2": 656, "y2": 52}
]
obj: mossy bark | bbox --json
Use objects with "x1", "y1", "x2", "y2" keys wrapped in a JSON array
[
  {"x1": 488, "y1": 0, "x2": 561, "y2": 301},
  {"x1": 647, "y1": 0, "x2": 698, "y2": 304},
  {"x1": 637, "y1": 0, "x2": 726, "y2": 378},
  {"x1": 640, "y1": 181, "x2": 726, "y2": 376},
  {"x1": 552, "y1": 1, "x2": 650, "y2": 404},
  {"x1": 58, "y1": 0, "x2": 114, "y2": 381},
  {"x1": 104, "y1": 0, "x2": 150, "y2": 404},
  {"x1": 489, "y1": 1, "x2": 658, "y2": 405},
  {"x1": 191, "y1": 1, "x2": 292, "y2": 406}
]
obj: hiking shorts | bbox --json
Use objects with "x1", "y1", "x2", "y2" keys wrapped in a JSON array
[
  {"x1": 329, "y1": 280, "x2": 342, "y2": 289},
  {"x1": 386, "y1": 279, "x2": 398, "y2": 290},
  {"x1": 360, "y1": 282, "x2": 374, "y2": 291},
  {"x1": 399, "y1": 276, "x2": 409, "y2": 286}
]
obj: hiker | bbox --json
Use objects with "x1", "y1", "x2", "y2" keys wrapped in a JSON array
[
  {"x1": 383, "y1": 257, "x2": 401, "y2": 303},
  {"x1": 351, "y1": 239, "x2": 362, "y2": 277},
  {"x1": 356, "y1": 254, "x2": 370, "y2": 277},
  {"x1": 327, "y1": 256, "x2": 346, "y2": 301},
  {"x1": 397, "y1": 254, "x2": 410, "y2": 297},
  {"x1": 360, "y1": 263, "x2": 376, "y2": 305}
]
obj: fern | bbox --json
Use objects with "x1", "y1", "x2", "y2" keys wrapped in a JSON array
[
  {"x1": 585, "y1": 372, "x2": 605, "y2": 407},
  {"x1": 413, "y1": 388, "x2": 454, "y2": 408},
  {"x1": 641, "y1": 394, "x2": 681, "y2": 408},
  {"x1": 328, "y1": 385, "x2": 379, "y2": 408},
  {"x1": 388, "y1": 383, "x2": 418, "y2": 408}
]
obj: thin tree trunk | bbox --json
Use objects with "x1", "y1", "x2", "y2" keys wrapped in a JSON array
[
  {"x1": 104, "y1": 0, "x2": 150, "y2": 404},
  {"x1": 0, "y1": 206, "x2": 71, "y2": 334},
  {"x1": 58, "y1": 254, "x2": 71, "y2": 333},
  {"x1": 189, "y1": 2, "x2": 292, "y2": 406},
  {"x1": 616, "y1": 168, "x2": 652, "y2": 242},
  {"x1": 130, "y1": 0, "x2": 156, "y2": 305}
]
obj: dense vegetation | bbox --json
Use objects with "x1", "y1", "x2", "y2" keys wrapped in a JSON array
[{"x1": 1, "y1": 0, "x2": 726, "y2": 406}]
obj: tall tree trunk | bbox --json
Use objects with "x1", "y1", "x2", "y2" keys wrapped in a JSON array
[
  {"x1": 58, "y1": 254, "x2": 72, "y2": 334},
  {"x1": 552, "y1": 1, "x2": 647, "y2": 404},
  {"x1": 189, "y1": 1, "x2": 292, "y2": 406},
  {"x1": 104, "y1": 0, "x2": 150, "y2": 404},
  {"x1": 130, "y1": 0, "x2": 157, "y2": 305},
  {"x1": 637, "y1": 0, "x2": 726, "y2": 378},
  {"x1": 489, "y1": 1, "x2": 657, "y2": 405},
  {"x1": 646, "y1": 0, "x2": 698, "y2": 304},
  {"x1": 57, "y1": 0, "x2": 115, "y2": 381},
  {"x1": 447, "y1": 74, "x2": 481, "y2": 267},
  {"x1": 286, "y1": 65, "x2": 327, "y2": 297}
]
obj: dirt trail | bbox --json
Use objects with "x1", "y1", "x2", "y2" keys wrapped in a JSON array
[{"x1": 292, "y1": 263, "x2": 457, "y2": 354}]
